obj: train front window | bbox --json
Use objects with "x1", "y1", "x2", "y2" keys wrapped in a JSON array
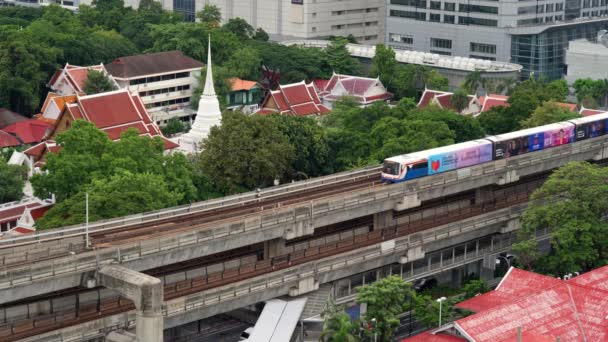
[{"x1": 383, "y1": 161, "x2": 400, "y2": 175}]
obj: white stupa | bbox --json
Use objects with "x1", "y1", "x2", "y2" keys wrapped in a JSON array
[{"x1": 175, "y1": 37, "x2": 222, "y2": 153}]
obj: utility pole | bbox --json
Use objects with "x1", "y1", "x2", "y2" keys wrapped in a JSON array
[{"x1": 85, "y1": 192, "x2": 90, "y2": 249}]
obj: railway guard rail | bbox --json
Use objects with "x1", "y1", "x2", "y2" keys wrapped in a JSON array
[
  {"x1": 0, "y1": 165, "x2": 382, "y2": 248},
  {"x1": 19, "y1": 203, "x2": 532, "y2": 342},
  {"x1": 0, "y1": 135, "x2": 606, "y2": 290}
]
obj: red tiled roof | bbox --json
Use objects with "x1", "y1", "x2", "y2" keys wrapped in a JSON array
[
  {"x1": 79, "y1": 91, "x2": 144, "y2": 129},
  {"x1": 435, "y1": 93, "x2": 453, "y2": 109},
  {"x1": 12, "y1": 226, "x2": 35, "y2": 234},
  {"x1": 228, "y1": 78, "x2": 258, "y2": 92},
  {"x1": 104, "y1": 122, "x2": 149, "y2": 140},
  {"x1": 418, "y1": 89, "x2": 452, "y2": 107},
  {"x1": 557, "y1": 102, "x2": 577, "y2": 112},
  {"x1": 401, "y1": 331, "x2": 466, "y2": 342},
  {"x1": 312, "y1": 79, "x2": 329, "y2": 92},
  {"x1": 0, "y1": 202, "x2": 47, "y2": 224},
  {"x1": 50, "y1": 64, "x2": 106, "y2": 93},
  {"x1": 67, "y1": 103, "x2": 84, "y2": 120},
  {"x1": 2, "y1": 120, "x2": 51, "y2": 144},
  {"x1": 479, "y1": 95, "x2": 509, "y2": 113},
  {"x1": 340, "y1": 77, "x2": 377, "y2": 96},
  {"x1": 0, "y1": 130, "x2": 21, "y2": 148},
  {"x1": 579, "y1": 107, "x2": 606, "y2": 117},
  {"x1": 105, "y1": 51, "x2": 204, "y2": 79},
  {"x1": 258, "y1": 81, "x2": 329, "y2": 117}
]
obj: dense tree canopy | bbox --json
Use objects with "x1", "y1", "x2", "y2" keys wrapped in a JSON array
[
  {"x1": 0, "y1": 160, "x2": 25, "y2": 204},
  {"x1": 325, "y1": 38, "x2": 361, "y2": 76},
  {"x1": 520, "y1": 101, "x2": 580, "y2": 128},
  {"x1": 31, "y1": 121, "x2": 197, "y2": 228},
  {"x1": 197, "y1": 111, "x2": 294, "y2": 192},
  {"x1": 513, "y1": 162, "x2": 608, "y2": 275},
  {"x1": 83, "y1": 69, "x2": 117, "y2": 94}
]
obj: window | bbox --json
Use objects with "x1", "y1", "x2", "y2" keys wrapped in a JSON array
[
  {"x1": 430, "y1": 13, "x2": 440, "y2": 21},
  {"x1": 173, "y1": 0, "x2": 195, "y2": 21},
  {"x1": 389, "y1": 33, "x2": 414, "y2": 44},
  {"x1": 556, "y1": 3, "x2": 564, "y2": 10},
  {"x1": 555, "y1": 14, "x2": 563, "y2": 20},
  {"x1": 390, "y1": 9, "x2": 427, "y2": 20},
  {"x1": 430, "y1": 49, "x2": 452, "y2": 55},
  {"x1": 430, "y1": 1, "x2": 441, "y2": 9},
  {"x1": 470, "y1": 42, "x2": 496, "y2": 54},
  {"x1": 459, "y1": 16, "x2": 498, "y2": 26},
  {"x1": 546, "y1": 3, "x2": 554, "y2": 11},
  {"x1": 365, "y1": 21, "x2": 378, "y2": 26},
  {"x1": 459, "y1": 4, "x2": 498, "y2": 13},
  {"x1": 444, "y1": 2, "x2": 455, "y2": 11},
  {"x1": 312, "y1": 12, "x2": 316, "y2": 17},
  {"x1": 592, "y1": 0, "x2": 599, "y2": 6},
  {"x1": 331, "y1": 24, "x2": 344, "y2": 29},
  {"x1": 291, "y1": 0, "x2": 303, "y2": 4},
  {"x1": 546, "y1": 15, "x2": 554, "y2": 21},
  {"x1": 517, "y1": 17, "x2": 542, "y2": 25},
  {"x1": 470, "y1": 55, "x2": 496, "y2": 60},
  {"x1": 518, "y1": 5, "x2": 537, "y2": 14},
  {"x1": 391, "y1": 0, "x2": 426, "y2": 7},
  {"x1": 366, "y1": 7, "x2": 379, "y2": 12},
  {"x1": 444, "y1": 14, "x2": 455, "y2": 23},
  {"x1": 430, "y1": 37, "x2": 452, "y2": 49},
  {"x1": 583, "y1": 0, "x2": 590, "y2": 8}
]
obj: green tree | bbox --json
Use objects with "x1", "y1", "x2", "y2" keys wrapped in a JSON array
[
  {"x1": 225, "y1": 47, "x2": 261, "y2": 80},
  {"x1": 450, "y1": 88, "x2": 470, "y2": 113},
  {"x1": 0, "y1": 160, "x2": 25, "y2": 204},
  {"x1": 253, "y1": 27, "x2": 269, "y2": 41},
  {"x1": 477, "y1": 106, "x2": 513, "y2": 135},
  {"x1": 462, "y1": 279, "x2": 489, "y2": 300},
  {"x1": 545, "y1": 79, "x2": 569, "y2": 102},
  {"x1": 197, "y1": 111, "x2": 294, "y2": 192},
  {"x1": 83, "y1": 69, "x2": 117, "y2": 94},
  {"x1": 222, "y1": 17, "x2": 254, "y2": 40},
  {"x1": 520, "y1": 101, "x2": 580, "y2": 128},
  {"x1": 413, "y1": 294, "x2": 457, "y2": 329},
  {"x1": 325, "y1": 38, "x2": 361, "y2": 75},
  {"x1": 408, "y1": 106, "x2": 485, "y2": 142},
  {"x1": 196, "y1": 4, "x2": 221, "y2": 26},
  {"x1": 356, "y1": 275, "x2": 414, "y2": 342},
  {"x1": 36, "y1": 171, "x2": 181, "y2": 229},
  {"x1": 512, "y1": 162, "x2": 608, "y2": 275},
  {"x1": 268, "y1": 114, "x2": 332, "y2": 179},
  {"x1": 161, "y1": 117, "x2": 187, "y2": 136},
  {"x1": 462, "y1": 70, "x2": 482, "y2": 94},
  {"x1": 370, "y1": 44, "x2": 397, "y2": 88},
  {"x1": 31, "y1": 121, "x2": 110, "y2": 201},
  {"x1": 320, "y1": 300, "x2": 360, "y2": 342}
]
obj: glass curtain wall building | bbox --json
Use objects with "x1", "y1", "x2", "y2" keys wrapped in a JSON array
[{"x1": 386, "y1": 0, "x2": 608, "y2": 80}]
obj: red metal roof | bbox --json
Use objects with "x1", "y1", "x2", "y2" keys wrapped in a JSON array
[
  {"x1": 339, "y1": 77, "x2": 377, "y2": 96},
  {"x1": 449, "y1": 267, "x2": 608, "y2": 342},
  {"x1": 281, "y1": 82, "x2": 314, "y2": 105},
  {"x1": 0, "y1": 130, "x2": 21, "y2": 148},
  {"x1": 418, "y1": 89, "x2": 451, "y2": 107},
  {"x1": 479, "y1": 95, "x2": 510, "y2": 113},
  {"x1": 402, "y1": 331, "x2": 467, "y2": 342},
  {"x1": 228, "y1": 78, "x2": 258, "y2": 91}
]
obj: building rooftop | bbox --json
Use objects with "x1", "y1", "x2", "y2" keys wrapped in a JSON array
[
  {"x1": 48, "y1": 64, "x2": 109, "y2": 94},
  {"x1": 282, "y1": 40, "x2": 523, "y2": 73},
  {"x1": 228, "y1": 78, "x2": 258, "y2": 92},
  {"x1": 257, "y1": 81, "x2": 330, "y2": 116},
  {"x1": 2, "y1": 120, "x2": 51, "y2": 145},
  {"x1": 105, "y1": 50, "x2": 204, "y2": 79},
  {"x1": 403, "y1": 266, "x2": 608, "y2": 342},
  {"x1": 0, "y1": 108, "x2": 28, "y2": 129}
]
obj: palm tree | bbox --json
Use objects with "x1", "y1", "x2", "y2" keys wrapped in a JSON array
[
  {"x1": 496, "y1": 77, "x2": 518, "y2": 95},
  {"x1": 319, "y1": 312, "x2": 360, "y2": 342},
  {"x1": 450, "y1": 88, "x2": 470, "y2": 113},
  {"x1": 463, "y1": 70, "x2": 482, "y2": 94}
]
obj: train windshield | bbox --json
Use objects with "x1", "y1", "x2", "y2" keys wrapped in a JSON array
[{"x1": 382, "y1": 161, "x2": 400, "y2": 175}]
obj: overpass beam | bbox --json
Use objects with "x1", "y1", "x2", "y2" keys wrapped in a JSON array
[
  {"x1": 475, "y1": 187, "x2": 494, "y2": 205},
  {"x1": 497, "y1": 169, "x2": 519, "y2": 185},
  {"x1": 394, "y1": 193, "x2": 421, "y2": 211},
  {"x1": 264, "y1": 238, "x2": 287, "y2": 260},
  {"x1": 97, "y1": 265, "x2": 163, "y2": 342},
  {"x1": 373, "y1": 210, "x2": 395, "y2": 230}
]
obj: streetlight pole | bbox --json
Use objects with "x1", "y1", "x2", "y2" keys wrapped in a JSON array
[
  {"x1": 85, "y1": 192, "x2": 90, "y2": 249},
  {"x1": 436, "y1": 297, "x2": 447, "y2": 327},
  {"x1": 371, "y1": 318, "x2": 377, "y2": 342}
]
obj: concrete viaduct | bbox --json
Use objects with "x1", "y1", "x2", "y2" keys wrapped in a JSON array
[{"x1": 1, "y1": 135, "x2": 607, "y2": 341}]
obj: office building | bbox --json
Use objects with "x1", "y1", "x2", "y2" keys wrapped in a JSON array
[{"x1": 386, "y1": 0, "x2": 608, "y2": 79}]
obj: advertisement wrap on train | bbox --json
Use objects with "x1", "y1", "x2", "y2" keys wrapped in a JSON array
[{"x1": 381, "y1": 113, "x2": 608, "y2": 183}]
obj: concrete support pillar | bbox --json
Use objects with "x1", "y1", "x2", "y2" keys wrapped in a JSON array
[
  {"x1": 394, "y1": 193, "x2": 421, "y2": 211},
  {"x1": 288, "y1": 276, "x2": 319, "y2": 296},
  {"x1": 500, "y1": 218, "x2": 521, "y2": 234},
  {"x1": 264, "y1": 238, "x2": 286, "y2": 260},
  {"x1": 373, "y1": 210, "x2": 395, "y2": 230},
  {"x1": 475, "y1": 187, "x2": 494, "y2": 205},
  {"x1": 451, "y1": 268, "x2": 463, "y2": 288},
  {"x1": 98, "y1": 265, "x2": 163, "y2": 342},
  {"x1": 497, "y1": 169, "x2": 519, "y2": 185},
  {"x1": 399, "y1": 245, "x2": 425, "y2": 264}
]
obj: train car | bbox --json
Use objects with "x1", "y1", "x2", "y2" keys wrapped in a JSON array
[
  {"x1": 568, "y1": 112, "x2": 608, "y2": 141},
  {"x1": 486, "y1": 122, "x2": 575, "y2": 160},
  {"x1": 381, "y1": 139, "x2": 493, "y2": 182}
]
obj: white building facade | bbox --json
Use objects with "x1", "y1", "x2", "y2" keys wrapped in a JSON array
[
  {"x1": 105, "y1": 51, "x2": 204, "y2": 126},
  {"x1": 160, "y1": 0, "x2": 385, "y2": 43},
  {"x1": 386, "y1": 0, "x2": 608, "y2": 79},
  {"x1": 565, "y1": 31, "x2": 608, "y2": 83}
]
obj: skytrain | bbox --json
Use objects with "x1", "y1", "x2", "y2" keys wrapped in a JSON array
[{"x1": 381, "y1": 113, "x2": 608, "y2": 182}]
